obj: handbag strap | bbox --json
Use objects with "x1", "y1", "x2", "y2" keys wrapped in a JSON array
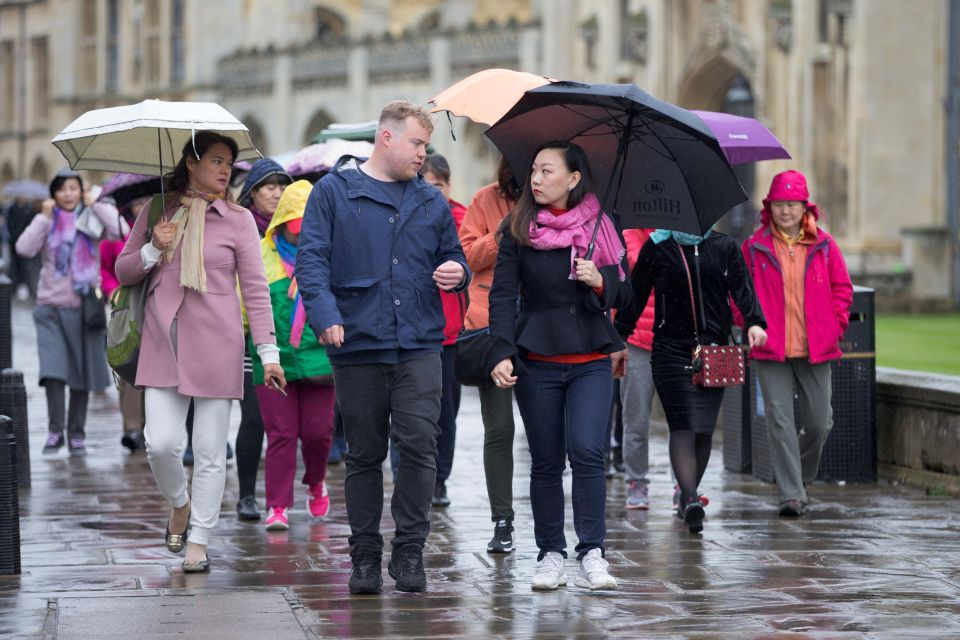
[
  {"x1": 147, "y1": 196, "x2": 164, "y2": 237},
  {"x1": 676, "y1": 243, "x2": 700, "y2": 346}
]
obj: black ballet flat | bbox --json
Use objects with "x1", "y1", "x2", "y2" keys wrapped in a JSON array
[{"x1": 182, "y1": 555, "x2": 210, "y2": 573}]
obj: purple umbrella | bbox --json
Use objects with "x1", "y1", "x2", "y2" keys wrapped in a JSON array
[
  {"x1": 99, "y1": 172, "x2": 162, "y2": 209},
  {"x1": 691, "y1": 111, "x2": 791, "y2": 165}
]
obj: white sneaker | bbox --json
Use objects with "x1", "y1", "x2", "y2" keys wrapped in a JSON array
[
  {"x1": 575, "y1": 548, "x2": 617, "y2": 590},
  {"x1": 531, "y1": 552, "x2": 567, "y2": 591}
]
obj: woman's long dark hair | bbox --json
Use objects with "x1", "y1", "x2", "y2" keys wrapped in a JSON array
[
  {"x1": 163, "y1": 131, "x2": 239, "y2": 198},
  {"x1": 500, "y1": 140, "x2": 592, "y2": 246}
]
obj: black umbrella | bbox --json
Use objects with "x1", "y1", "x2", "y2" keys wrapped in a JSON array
[{"x1": 484, "y1": 81, "x2": 748, "y2": 236}]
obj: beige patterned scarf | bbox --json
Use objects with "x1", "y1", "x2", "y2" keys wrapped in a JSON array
[{"x1": 164, "y1": 187, "x2": 226, "y2": 293}]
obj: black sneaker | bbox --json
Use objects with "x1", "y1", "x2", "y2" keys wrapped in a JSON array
[
  {"x1": 388, "y1": 544, "x2": 427, "y2": 592},
  {"x1": 431, "y1": 481, "x2": 450, "y2": 508},
  {"x1": 348, "y1": 549, "x2": 383, "y2": 595},
  {"x1": 778, "y1": 499, "x2": 805, "y2": 517},
  {"x1": 486, "y1": 519, "x2": 514, "y2": 554},
  {"x1": 121, "y1": 431, "x2": 146, "y2": 453},
  {"x1": 42, "y1": 432, "x2": 65, "y2": 454},
  {"x1": 68, "y1": 437, "x2": 87, "y2": 457},
  {"x1": 236, "y1": 495, "x2": 261, "y2": 521}
]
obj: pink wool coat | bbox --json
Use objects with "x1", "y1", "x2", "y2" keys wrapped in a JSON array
[{"x1": 115, "y1": 198, "x2": 276, "y2": 398}]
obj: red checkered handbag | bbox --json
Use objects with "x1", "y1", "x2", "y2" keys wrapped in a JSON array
[{"x1": 678, "y1": 244, "x2": 745, "y2": 388}]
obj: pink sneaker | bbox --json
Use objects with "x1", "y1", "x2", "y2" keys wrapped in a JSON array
[
  {"x1": 264, "y1": 506, "x2": 289, "y2": 531},
  {"x1": 307, "y1": 482, "x2": 330, "y2": 519}
]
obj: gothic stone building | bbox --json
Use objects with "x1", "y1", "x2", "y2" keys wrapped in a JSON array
[{"x1": 0, "y1": 0, "x2": 955, "y2": 309}]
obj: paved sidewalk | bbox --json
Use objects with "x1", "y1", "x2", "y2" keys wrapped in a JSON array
[{"x1": 1, "y1": 301, "x2": 959, "y2": 639}]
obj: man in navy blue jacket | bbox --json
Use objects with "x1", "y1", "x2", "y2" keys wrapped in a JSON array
[{"x1": 297, "y1": 100, "x2": 470, "y2": 595}]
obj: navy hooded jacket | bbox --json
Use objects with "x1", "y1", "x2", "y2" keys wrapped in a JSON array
[{"x1": 296, "y1": 155, "x2": 470, "y2": 361}]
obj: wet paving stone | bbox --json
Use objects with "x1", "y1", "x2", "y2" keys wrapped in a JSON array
[{"x1": 2, "y1": 302, "x2": 960, "y2": 638}]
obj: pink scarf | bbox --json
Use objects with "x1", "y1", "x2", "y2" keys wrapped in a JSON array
[{"x1": 527, "y1": 192, "x2": 625, "y2": 280}]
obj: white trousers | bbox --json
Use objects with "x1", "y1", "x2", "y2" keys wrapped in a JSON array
[{"x1": 144, "y1": 386, "x2": 232, "y2": 546}]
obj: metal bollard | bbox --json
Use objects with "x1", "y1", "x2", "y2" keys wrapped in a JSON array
[
  {"x1": 0, "y1": 370, "x2": 29, "y2": 489},
  {"x1": 0, "y1": 416, "x2": 21, "y2": 575},
  {"x1": 0, "y1": 274, "x2": 12, "y2": 370}
]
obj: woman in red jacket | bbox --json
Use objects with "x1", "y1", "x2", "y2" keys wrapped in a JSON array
[
  {"x1": 419, "y1": 154, "x2": 467, "y2": 508},
  {"x1": 742, "y1": 170, "x2": 853, "y2": 517}
]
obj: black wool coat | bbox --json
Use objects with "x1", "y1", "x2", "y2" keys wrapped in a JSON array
[{"x1": 487, "y1": 226, "x2": 633, "y2": 375}]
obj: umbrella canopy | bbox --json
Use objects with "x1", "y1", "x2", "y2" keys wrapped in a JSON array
[
  {"x1": 99, "y1": 172, "x2": 162, "y2": 209},
  {"x1": 312, "y1": 121, "x2": 378, "y2": 144},
  {"x1": 0, "y1": 179, "x2": 47, "y2": 200},
  {"x1": 429, "y1": 68, "x2": 552, "y2": 126},
  {"x1": 691, "y1": 110, "x2": 791, "y2": 165},
  {"x1": 51, "y1": 99, "x2": 261, "y2": 176},
  {"x1": 286, "y1": 139, "x2": 375, "y2": 179},
  {"x1": 485, "y1": 82, "x2": 747, "y2": 235}
]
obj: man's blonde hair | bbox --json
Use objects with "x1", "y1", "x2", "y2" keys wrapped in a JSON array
[{"x1": 378, "y1": 100, "x2": 434, "y2": 135}]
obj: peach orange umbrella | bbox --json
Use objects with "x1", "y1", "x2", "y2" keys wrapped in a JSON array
[{"x1": 430, "y1": 68, "x2": 552, "y2": 127}]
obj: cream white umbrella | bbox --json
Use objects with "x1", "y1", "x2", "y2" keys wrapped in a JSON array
[{"x1": 51, "y1": 99, "x2": 261, "y2": 176}]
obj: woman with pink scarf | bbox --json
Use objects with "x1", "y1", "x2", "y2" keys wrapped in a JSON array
[{"x1": 487, "y1": 140, "x2": 631, "y2": 592}]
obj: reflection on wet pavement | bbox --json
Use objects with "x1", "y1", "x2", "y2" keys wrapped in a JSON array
[{"x1": 1, "y1": 302, "x2": 958, "y2": 638}]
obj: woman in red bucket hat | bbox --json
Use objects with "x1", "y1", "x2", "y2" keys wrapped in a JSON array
[{"x1": 740, "y1": 170, "x2": 853, "y2": 517}]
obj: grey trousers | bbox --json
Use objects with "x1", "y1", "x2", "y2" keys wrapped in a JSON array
[
  {"x1": 619, "y1": 344, "x2": 655, "y2": 484},
  {"x1": 753, "y1": 358, "x2": 833, "y2": 504}
]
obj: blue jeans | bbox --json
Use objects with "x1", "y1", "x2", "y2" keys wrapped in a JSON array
[{"x1": 514, "y1": 357, "x2": 613, "y2": 560}]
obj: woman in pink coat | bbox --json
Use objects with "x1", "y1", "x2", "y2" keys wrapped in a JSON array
[
  {"x1": 741, "y1": 170, "x2": 852, "y2": 517},
  {"x1": 115, "y1": 131, "x2": 286, "y2": 572}
]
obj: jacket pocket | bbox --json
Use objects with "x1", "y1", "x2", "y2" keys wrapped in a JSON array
[
  {"x1": 331, "y1": 276, "x2": 381, "y2": 341},
  {"x1": 204, "y1": 263, "x2": 236, "y2": 295},
  {"x1": 415, "y1": 278, "x2": 445, "y2": 340}
]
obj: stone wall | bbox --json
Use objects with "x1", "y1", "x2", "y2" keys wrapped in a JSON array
[{"x1": 877, "y1": 367, "x2": 960, "y2": 493}]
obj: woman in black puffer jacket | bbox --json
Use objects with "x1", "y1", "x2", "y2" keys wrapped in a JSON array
[{"x1": 615, "y1": 229, "x2": 766, "y2": 534}]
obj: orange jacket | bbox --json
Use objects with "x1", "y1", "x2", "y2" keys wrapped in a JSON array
[{"x1": 458, "y1": 182, "x2": 514, "y2": 329}]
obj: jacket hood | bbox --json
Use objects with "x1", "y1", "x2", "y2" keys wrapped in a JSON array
[
  {"x1": 330, "y1": 154, "x2": 438, "y2": 204},
  {"x1": 265, "y1": 179, "x2": 312, "y2": 248},
  {"x1": 760, "y1": 169, "x2": 822, "y2": 227},
  {"x1": 239, "y1": 157, "x2": 292, "y2": 206}
]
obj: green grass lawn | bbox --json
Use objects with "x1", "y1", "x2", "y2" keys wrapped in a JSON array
[{"x1": 875, "y1": 313, "x2": 960, "y2": 376}]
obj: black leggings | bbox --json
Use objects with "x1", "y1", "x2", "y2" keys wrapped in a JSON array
[
  {"x1": 235, "y1": 370, "x2": 265, "y2": 498},
  {"x1": 652, "y1": 343, "x2": 725, "y2": 508}
]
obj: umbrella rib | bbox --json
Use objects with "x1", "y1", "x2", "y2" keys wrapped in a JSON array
[
  {"x1": 554, "y1": 103, "x2": 686, "y2": 164},
  {"x1": 628, "y1": 114, "x2": 681, "y2": 163},
  {"x1": 547, "y1": 103, "x2": 628, "y2": 139}
]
